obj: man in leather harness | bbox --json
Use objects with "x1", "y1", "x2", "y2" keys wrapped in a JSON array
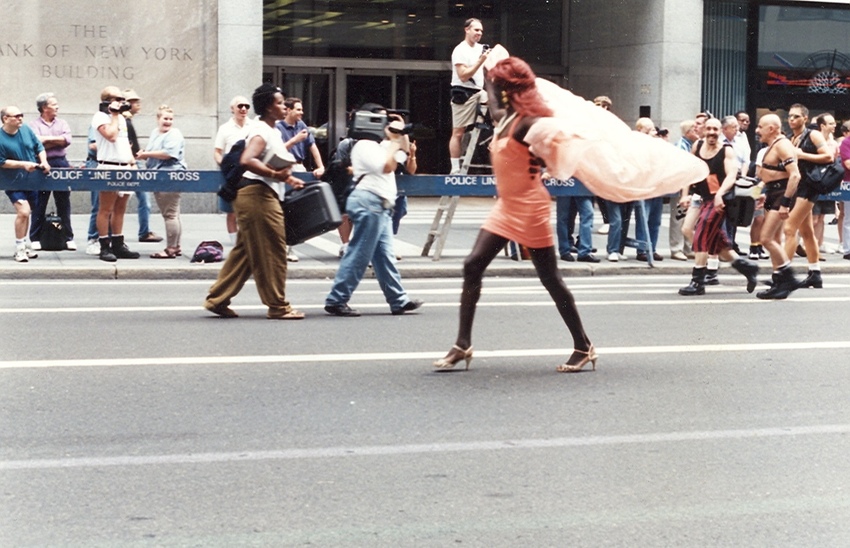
[
  {"x1": 679, "y1": 117, "x2": 759, "y2": 296},
  {"x1": 752, "y1": 113, "x2": 803, "y2": 300}
]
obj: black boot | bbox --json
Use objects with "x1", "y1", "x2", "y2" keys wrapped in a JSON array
[
  {"x1": 731, "y1": 258, "x2": 759, "y2": 293},
  {"x1": 704, "y1": 269, "x2": 719, "y2": 285},
  {"x1": 111, "y1": 235, "x2": 140, "y2": 259},
  {"x1": 679, "y1": 267, "x2": 707, "y2": 296},
  {"x1": 798, "y1": 269, "x2": 823, "y2": 289},
  {"x1": 756, "y1": 266, "x2": 799, "y2": 300},
  {"x1": 99, "y1": 237, "x2": 117, "y2": 262}
]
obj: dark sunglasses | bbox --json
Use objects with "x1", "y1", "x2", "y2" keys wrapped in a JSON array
[
  {"x1": 236, "y1": 104, "x2": 250, "y2": 110},
  {"x1": 6, "y1": 113, "x2": 24, "y2": 119}
]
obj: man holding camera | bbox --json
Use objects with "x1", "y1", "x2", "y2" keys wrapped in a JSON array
[
  {"x1": 90, "y1": 85, "x2": 140, "y2": 262},
  {"x1": 1, "y1": 105, "x2": 49, "y2": 262},
  {"x1": 448, "y1": 17, "x2": 490, "y2": 174},
  {"x1": 324, "y1": 109, "x2": 422, "y2": 317}
]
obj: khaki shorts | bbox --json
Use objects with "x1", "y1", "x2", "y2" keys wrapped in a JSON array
[{"x1": 451, "y1": 90, "x2": 484, "y2": 129}]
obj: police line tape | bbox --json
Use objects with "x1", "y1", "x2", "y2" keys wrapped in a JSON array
[{"x1": 1, "y1": 168, "x2": 849, "y2": 200}]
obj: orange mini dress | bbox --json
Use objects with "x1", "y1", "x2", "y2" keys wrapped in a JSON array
[{"x1": 481, "y1": 118, "x2": 555, "y2": 248}]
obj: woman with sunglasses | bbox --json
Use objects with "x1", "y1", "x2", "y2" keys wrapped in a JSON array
[{"x1": 204, "y1": 84, "x2": 305, "y2": 320}]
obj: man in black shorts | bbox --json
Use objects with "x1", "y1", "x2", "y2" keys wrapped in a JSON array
[
  {"x1": 753, "y1": 113, "x2": 802, "y2": 299},
  {"x1": 783, "y1": 104, "x2": 834, "y2": 288}
]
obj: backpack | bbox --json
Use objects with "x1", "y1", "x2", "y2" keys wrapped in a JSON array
[
  {"x1": 40, "y1": 212, "x2": 67, "y2": 251},
  {"x1": 217, "y1": 139, "x2": 247, "y2": 202},
  {"x1": 190, "y1": 240, "x2": 224, "y2": 263},
  {"x1": 321, "y1": 137, "x2": 356, "y2": 211}
]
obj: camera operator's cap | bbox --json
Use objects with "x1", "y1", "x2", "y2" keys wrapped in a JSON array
[{"x1": 124, "y1": 89, "x2": 141, "y2": 101}]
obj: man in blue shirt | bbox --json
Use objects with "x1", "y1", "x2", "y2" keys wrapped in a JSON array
[
  {"x1": 276, "y1": 97, "x2": 326, "y2": 262},
  {"x1": 0, "y1": 106, "x2": 49, "y2": 262}
]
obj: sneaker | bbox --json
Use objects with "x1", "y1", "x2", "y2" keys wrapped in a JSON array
[
  {"x1": 65, "y1": 240, "x2": 77, "y2": 251},
  {"x1": 139, "y1": 231, "x2": 163, "y2": 243},
  {"x1": 747, "y1": 247, "x2": 759, "y2": 260},
  {"x1": 671, "y1": 251, "x2": 688, "y2": 261},
  {"x1": 576, "y1": 254, "x2": 601, "y2": 263},
  {"x1": 607, "y1": 252, "x2": 619, "y2": 262},
  {"x1": 287, "y1": 246, "x2": 299, "y2": 262},
  {"x1": 86, "y1": 239, "x2": 100, "y2": 255},
  {"x1": 14, "y1": 247, "x2": 28, "y2": 263},
  {"x1": 24, "y1": 245, "x2": 38, "y2": 259},
  {"x1": 324, "y1": 303, "x2": 360, "y2": 317},
  {"x1": 391, "y1": 299, "x2": 423, "y2": 315},
  {"x1": 758, "y1": 246, "x2": 770, "y2": 260},
  {"x1": 596, "y1": 224, "x2": 610, "y2": 235},
  {"x1": 30, "y1": 241, "x2": 42, "y2": 251}
]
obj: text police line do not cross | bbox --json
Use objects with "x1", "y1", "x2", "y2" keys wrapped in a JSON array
[{"x1": 1, "y1": 169, "x2": 849, "y2": 200}]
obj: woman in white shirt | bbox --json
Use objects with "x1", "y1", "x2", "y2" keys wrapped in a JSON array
[{"x1": 204, "y1": 84, "x2": 306, "y2": 320}]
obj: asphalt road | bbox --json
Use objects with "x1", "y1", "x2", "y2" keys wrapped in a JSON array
[{"x1": 2, "y1": 275, "x2": 850, "y2": 547}]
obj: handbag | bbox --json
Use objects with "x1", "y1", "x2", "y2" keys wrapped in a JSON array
[
  {"x1": 806, "y1": 157, "x2": 845, "y2": 194},
  {"x1": 40, "y1": 212, "x2": 67, "y2": 251},
  {"x1": 450, "y1": 85, "x2": 479, "y2": 105},
  {"x1": 723, "y1": 177, "x2": 757, "y2": 227}
]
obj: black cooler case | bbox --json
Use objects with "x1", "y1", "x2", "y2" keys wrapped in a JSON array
[{"x1": 283, "y1": 181, "x2": 343, "y2": 245}]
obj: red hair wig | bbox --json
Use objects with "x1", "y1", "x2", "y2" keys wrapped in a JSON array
[{"x1": 487, "y1": 57, "x2": 552, "y2": 118}]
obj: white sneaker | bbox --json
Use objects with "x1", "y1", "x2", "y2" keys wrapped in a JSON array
[
  {"x1": 286, "y1": 246, "x2": 299, "y2": 262},
  {"x1": 596, "y1": 224, "x2": 610, "y2": 235},
  {"x1": 30, "y1": 241, "x2": 42, "y2": 251},
  {"x1": 607, "y1": 252, "x2": 619, "y2": 262},
  {"x1": 338, "y1": 243, "x2": 348, "y2": 258},
  {"x1": 65, "y1": 240, "x2": 77, "y2": 251},
  {"x1": 14, "y1": 247, "x2": 28, "y2": 263},
  {"x1": 86, "y1": 239, "x2": 100, "y2": 255},
  {"x1": 25, "y1": 245, "x2": 38, "y2": 259}
]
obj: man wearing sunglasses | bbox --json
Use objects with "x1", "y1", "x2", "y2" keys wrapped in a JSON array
[
  {"x1": 1, "y1": 106, "x2": 49, "y2": 262},
  {"x1": 214, "y1": 95, "x2": 254, "y2": 245}
]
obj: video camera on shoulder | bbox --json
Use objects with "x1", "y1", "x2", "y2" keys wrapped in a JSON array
[
  {"x1": 99, "y1": 100, "x2": 132, "y2": 114},
  {"x1": 349, "y1": 107, "x2": 413, "y2": 142}
]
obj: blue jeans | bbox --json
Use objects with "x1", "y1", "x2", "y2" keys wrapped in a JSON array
[
  {"x1": 606, "y1": 202, "x2": 623, "y2": 255},
  {"x1": 556, "y1": 196, "x2": 594, "y2": 257},
  {"x1": 326, "y1": 188, "x2": 410, "y2": 311},
  {"x1": 136, "y1": 191, "x2": 151, "y2": 237},
  {"x1": 634, "y1": 197, "x2": 663, "y2": 253},
  {"x1": 87, "y1": 190, "x2": 152, "y2": 240}
]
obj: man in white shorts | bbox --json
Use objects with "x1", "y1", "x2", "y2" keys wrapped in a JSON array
[{"x1": 448, "y1": 18, "x2": 490, "y2": 175}]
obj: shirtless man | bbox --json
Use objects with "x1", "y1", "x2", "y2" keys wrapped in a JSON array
[
  {"x1": 678, "y1": 118, "x2": 758, "y2": 296},
  {"x1": 783, "y1": 104, "x2": 834, "y2": 289},
  {"x1": 753, "y1": 113, "x2": 802, "y2": 300}
]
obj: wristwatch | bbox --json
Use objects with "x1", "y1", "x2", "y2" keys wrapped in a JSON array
[{"x1": 779, "y1": 195, "x2": 793, "y2": 208}]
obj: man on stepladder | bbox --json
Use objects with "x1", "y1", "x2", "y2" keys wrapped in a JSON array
[{"x1": 448, "y1": 18, "x2": 490, "y2": 175}]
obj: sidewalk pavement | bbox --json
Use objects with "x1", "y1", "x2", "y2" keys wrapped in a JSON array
[{"x1": 2, "y1": 197, "x2": 849, "y2": 280}]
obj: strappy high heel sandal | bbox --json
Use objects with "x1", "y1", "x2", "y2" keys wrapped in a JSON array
[
  {"x1": 433, "y1": 345, "x2": 473, "y2": 371},
  {"x1": 556, "y1": 345, "x2": 598, "y2": 373}
]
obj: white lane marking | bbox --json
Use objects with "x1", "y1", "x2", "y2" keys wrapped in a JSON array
[
  {"x1": 3, "y1": 296, "x2": 850, "y2": 314},
  {"x1": 2, "y1": 423, "x2": 848, "y2": 471},
  {"x1": 1, "y1": 340, "x2": 849, "y2": 370}
]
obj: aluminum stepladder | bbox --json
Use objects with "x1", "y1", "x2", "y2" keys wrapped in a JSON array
[{"x1": 421, "y1": 99, "x2": 491, "y2": 260}]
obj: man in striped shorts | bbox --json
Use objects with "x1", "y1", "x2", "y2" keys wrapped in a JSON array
[{"x1": 679, "y1": 118, "x2": 759, "y2": 296}]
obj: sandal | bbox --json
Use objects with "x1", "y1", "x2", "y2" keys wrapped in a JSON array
[
  {"x1": 268, "y1": 309, "x2": 305, "y2": 320},
  {"x1": 150, "y1": 248, "x2": 178, "y2": 259}
]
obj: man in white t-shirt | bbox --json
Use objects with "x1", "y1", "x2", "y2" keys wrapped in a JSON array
[
  {"x1": 91, "y1": 85, "x2": 140, "y2": 262},
  {"x1": 214, "y1": 95, "x2": 253, "y2": 244},
  {"x1": 448, "y1": 18, "x2": 490, "y2": 174}
]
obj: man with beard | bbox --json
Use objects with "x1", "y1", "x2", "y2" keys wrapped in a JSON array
[{"x1": 679, "y1": 118, "x2": 759, "y2": 296}]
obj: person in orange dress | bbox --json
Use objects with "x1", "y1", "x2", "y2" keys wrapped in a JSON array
[{"x1": 433, "y1": 57, "x2": 596, "y2": 373}]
